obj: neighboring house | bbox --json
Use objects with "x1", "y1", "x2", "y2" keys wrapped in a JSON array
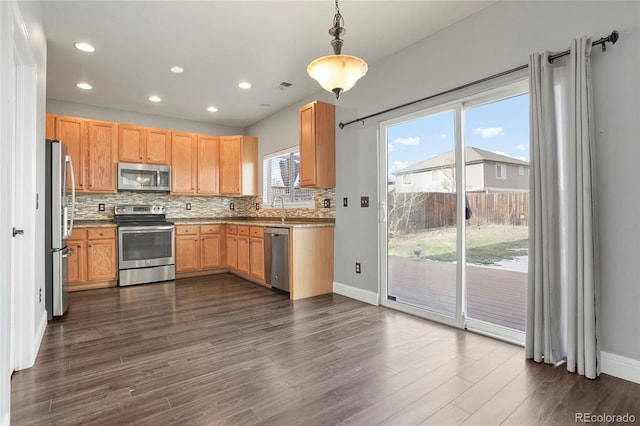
[{"x1": 393, "y1": 146, "x2": 529, "y2": 193}]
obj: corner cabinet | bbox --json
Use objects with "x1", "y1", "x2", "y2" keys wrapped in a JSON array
[
  {"x1": 299, "y1": 101, "x2": 336, "y2": 188},
  {"x1": 219, "y1": 136, "x2": 258, "y2": 195}
]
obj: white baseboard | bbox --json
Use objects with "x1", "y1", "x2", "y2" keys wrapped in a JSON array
[
  {"x1": 333, "y1": 281, "x2": 379, "y2": 306},
  {"x1": 601, "y1": 351, "x2": 640, "y2": 384},
  {"x1": 33, "y1": 311, "x2": 47, "y2": 361},
  {"x1": 2, "y1": 412, "x2": 9, "y2": 426}
]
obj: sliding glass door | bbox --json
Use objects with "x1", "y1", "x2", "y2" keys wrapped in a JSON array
[{"x1": 380, "y1": 80, "x2": 529, "y2": 342}]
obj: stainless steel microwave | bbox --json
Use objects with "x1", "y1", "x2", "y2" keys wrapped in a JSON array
[{"x1": 117, "y1": 163, "x2": 171, "y2": 192}]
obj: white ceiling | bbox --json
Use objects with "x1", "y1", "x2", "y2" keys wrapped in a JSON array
[{"x1": 41, "y1": 1, "x2": 494, "y2": 128}]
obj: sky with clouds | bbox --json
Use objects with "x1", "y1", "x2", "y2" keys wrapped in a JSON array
[{"x1": 387, "y1": 93, "x2": 529, "y2": 180}]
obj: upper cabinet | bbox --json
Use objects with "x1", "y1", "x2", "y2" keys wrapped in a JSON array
[
  {"x1": 197, "y1": 135, "x2": 219, "y2": 195},
  {"x1": 219, "y1": 135, "x2": 258, "y2": 196},
  {"x1": 119, "y1": 124, "x2": 171, "y2": 165},
  {"x1": 299, "y1": 101, "x2": 336, "y2": 188},
  {"x1": 46, "y1": 113, "x2": 56, "y2": 140},
  {"x1": 53, "y1": 115, "x2": 118, "y2": 193}
]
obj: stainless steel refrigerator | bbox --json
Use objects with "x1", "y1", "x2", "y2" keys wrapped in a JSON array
[{"x1": 45, "y1": 139, "x2": 76, "y2": 320}]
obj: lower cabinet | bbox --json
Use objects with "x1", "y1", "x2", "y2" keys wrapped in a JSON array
[
  {"x1": 226, "y1": 225, "x2": 238, "y2": 270},
  {"x1": 237, "y1": 226, "x2": 250, "y2": 275},
  {"x1": 249, "y1": 226, "x2": 265, "y2": 281},
  {"x1": 176, "y1": 225, "x2": 224, "y2": 274},
  {"x1": 224, "y1": 224, "x2": 265, "y2": 285},
  {"x1": 68, "y1": 227, "x2": 118, "y2": 291}
]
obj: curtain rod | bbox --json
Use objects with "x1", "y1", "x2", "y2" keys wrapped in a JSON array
[{"x1": 338, "y1": 30, "x2": 619, "y2": 129}]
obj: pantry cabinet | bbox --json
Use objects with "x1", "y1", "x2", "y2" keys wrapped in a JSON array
[
  {"x1": 299, "y1": 101, "x2": 336, "y2": 188},
  {"x1": 219, "y1": 136, "x2": 258, "y2": 195}
]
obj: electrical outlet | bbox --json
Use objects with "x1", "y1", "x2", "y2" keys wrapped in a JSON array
[
  {"x1": 98, "y1": 203, "x2": 105, "y2": 212},
  {"x1": 256, "y1": 203, "x2": 261, "y2": 210},
  {"x1": 323, "y1": 199, "x2": 331, "y2": 208},
  {"x1": 355, "y1": 262, "x2": 361, "y2": 274},
  {"x1": 186, "y1": 203, "x2": 192, "y2": 210},
  {"x1": 229, "y1": 202, "x2": 235, "y2": 210},
  {"x1": 343, "y1": 197, "x2": 348, "y2": 207},
  {"x1": 39, "y1": 288, "x2": 42, "y2": 303},
  {"x1": 360, "y1": 196, "x2": 369, "y2": 208}
]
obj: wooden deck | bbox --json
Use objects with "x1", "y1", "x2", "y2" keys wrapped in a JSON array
[{"x1": 388, "y1": 256, "x2": 527, "y2": 331}]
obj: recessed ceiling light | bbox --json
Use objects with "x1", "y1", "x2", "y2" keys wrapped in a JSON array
[
  {"x1": 170, "y1": 66, "x2": 184, "y2": 73},
  {"x1": 74, "y1": 42, "x2": 95, "y2": 53},
  {"x1": 207, "y1": 106, "x2": 218, "y2": 112},
  {"x1": 238, "y1": 81, "x2": 251, "y2": 89},
  {"x1": 76, "y1": 82, "x2": 92, "y2": 90},
  {"x1": 148, "y1": 96, "x2": 162, "y2": 102}
]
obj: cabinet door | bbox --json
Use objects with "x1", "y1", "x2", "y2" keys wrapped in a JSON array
[
  {"x1": 68, "y1": 240, "x2": 86, "y2": 284},
  {"x1": 197, "y1": 135, "x2": 219, "y2": 195},
  {"x1": 87, "y1": 239, "x2": 117, "y2": 281},
  {"x1": 250, "y1": 237, "x2": 265, "y2": 281},
  {"x1": 237, "y1": 235, "x2": 250, "y2": 275},
  {"x1": 176, "y1": 235, "x2": 200, "y2": 272},
  {"x1": 87, "y1": 120, "x2": 118, "y2": 191},
  {"x1": 226, "y1": 234, "x2": 237, "y2": 270},
  {"x1": 201, "y1": 234, "x2": 221, "y2": 269},
  {"x1": 147, "y1": 128, "x2": 171, "y2": 165},
  {"x1": 171, "y1": 132, "x2": 197, "y2": 194},
  {"x1": 56, "y1": 115, "x2": 86, "y2": 190},
  {"x1": 299, "y1": 103, "x2": 317, "y2": 186},
  {"x1": 118, "y1": 124, "x2": 146, "y2": 163},
  {"x1": 219, "y1": 136, "x2": 242, "y2": 194}
]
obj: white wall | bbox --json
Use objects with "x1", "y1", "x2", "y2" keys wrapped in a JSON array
[{"x1": 248, "y1": 1, "x2": 640, "y2": 366}]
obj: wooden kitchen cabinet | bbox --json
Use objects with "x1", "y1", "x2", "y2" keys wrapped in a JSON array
[
  {"x1": 87, "y1": 120, "x2": 118, "y2": 192},
  {"x1": 197, "y1": 135, "x2": 219, "y2": 195},
  {"x1": 226, "y1": 225, "x2": 238, "y2": 270},
  {"x1": 249, "y1": 226, "x2": 265, "y2": 281},
  {"x1": 299, "y1": 101, "x2": 336, "y2": 188},
  {"x1": 237, "y1": 226, "x2": 250, "y2": 275},
  {"x1": 171, "y1": 132, "x2": 198, "y2": 194},
  {"x1": 68, "y1": 227, "x2": 117, "y2": 290},
  {"x1": 201, "y1": 225, "x2": 223, "y2": 269},
  {"x1": 53, "y1": 115, "x2": 118, "y2": 193},
  {"x1": 219, "y1": 135, "x2": 258, "y2": 195},
  {"x1": 46, "y1": 113, "x2": 56, "y2": 140},
  {"x1": 176, "y1": 225, "x2": 225, "y2": 274},
  {"x1": 176, "y1": 229, "x2": 201, "y2": 272},
  {"x1": 55, "y1": 115, "x2": 86, "y2": 191},
  {"x1": 119, "y1": 124, "x2": 171, "y2": 165},
  {"x1": 68, "y1": 229, "x2": 87, "y2": 285}
]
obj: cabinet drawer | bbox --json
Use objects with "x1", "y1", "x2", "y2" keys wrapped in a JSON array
[
  {"x1": 176, "y1": 225, "x2": 199, "y2": 236},
  {"x1": 87, "y1": 228, "x2": 116, "y2": 240},
  {"x1": 226, "y1": 224, "x2": 237, "y2": 235},
  {"x1": 69, "y1": 229, "x2": 86, "y2": 241},
  {"x1": 237, "y1": 225, "x2": 250, "y2": 236},
  {"x1": 249, "y1": 226, "x2": 264, "y2": 238},
  {"x1": 200, "y1": 224, "x2": 221, "y2": 234}
]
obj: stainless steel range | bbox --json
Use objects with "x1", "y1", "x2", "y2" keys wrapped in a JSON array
[{"x1": 115, "y1": 205, "x2": 175, "y2": 286}]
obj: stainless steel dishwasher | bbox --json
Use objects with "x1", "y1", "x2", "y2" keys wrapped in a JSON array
[{"x1": 264, "y1": 227, "x2": 290, "y2": 293}]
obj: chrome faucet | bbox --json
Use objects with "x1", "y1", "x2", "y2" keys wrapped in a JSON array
[{"x1": 272, "y1": 195, "x2": 286, "y2": 224}]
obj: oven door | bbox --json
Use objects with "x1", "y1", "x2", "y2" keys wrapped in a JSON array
[{"x1": 118, "y1": 225, "x2": 175, "y2": 269}]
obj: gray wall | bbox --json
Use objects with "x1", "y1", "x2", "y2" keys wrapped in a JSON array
[
  {"x1": 47, "y1": 98, "x2": 243, "y2": 136},
  {"x1": 247, "y1": 1, "x2": 640, "y2": 362}
]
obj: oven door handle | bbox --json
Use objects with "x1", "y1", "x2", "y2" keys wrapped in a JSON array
[{"x1": 118, "y1": 225, "x2": 175, "y2": 232}]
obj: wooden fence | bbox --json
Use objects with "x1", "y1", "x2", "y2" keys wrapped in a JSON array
[{"x1": 387, "y1": 191, "x2": 529, "y2": 234}]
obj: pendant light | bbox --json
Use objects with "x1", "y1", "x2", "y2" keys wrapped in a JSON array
[{"x1": 307, "y1": 0, "x2": 368, "y2": 99}]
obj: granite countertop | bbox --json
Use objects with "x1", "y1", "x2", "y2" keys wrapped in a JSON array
[
  {"x1": 73, "y1": 220, "x2": 117, "y2": 228},
  {"x1": 73, "y1": 218, "x2": 334, "y2": 228},
  {"x1": 171, "y1": 217, "x2": 334, "y2": 228}
]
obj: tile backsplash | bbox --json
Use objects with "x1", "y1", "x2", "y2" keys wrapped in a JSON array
[{"x1": 74, "y1": 188, "x2": 335, "y2": 221}]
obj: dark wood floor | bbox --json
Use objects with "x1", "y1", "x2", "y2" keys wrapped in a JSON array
[{"x1": 11, "y1": 274, "x2": 640, "y2": 425}]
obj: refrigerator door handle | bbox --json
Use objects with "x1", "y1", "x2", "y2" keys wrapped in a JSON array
[{"x1": 66, "y1": 155, "x2": 76, "y2": 236}]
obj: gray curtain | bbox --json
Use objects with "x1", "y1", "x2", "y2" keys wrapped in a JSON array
[{"x1": 526, "y1": 36, "x2": 600, "y2": 379}]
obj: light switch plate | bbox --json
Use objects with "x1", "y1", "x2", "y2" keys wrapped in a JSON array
[{"x1": 343, "y1": 197, "x2": 348, "y2": 207}]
